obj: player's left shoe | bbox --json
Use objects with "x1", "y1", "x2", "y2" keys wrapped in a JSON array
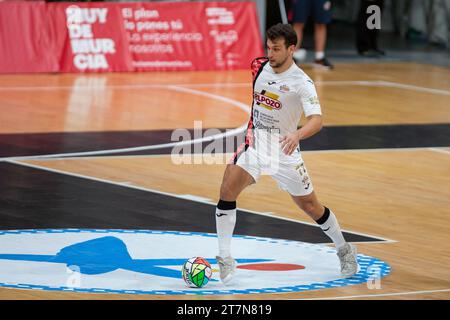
[
  {"x1": 337, "y1": 243, "x2": 358, "y2": 277},
  {"x1": 216, "y1": 255, "x2": 236, "y2": 284},
  {"x1": 313, "y1": 57, "x2": 334, "y2": 70}
]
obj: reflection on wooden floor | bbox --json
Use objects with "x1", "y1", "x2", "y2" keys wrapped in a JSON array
[
  {"x1": 0, "y1": 62, "x2": 449, "y2": 299},
  {"x1": 1, "y1": 63, "x2": 449, "y2": 135}
]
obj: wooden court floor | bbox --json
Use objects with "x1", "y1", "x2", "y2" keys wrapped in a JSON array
[{"x1": 0, "y1": 62, "x2": 449, "y2": 299}]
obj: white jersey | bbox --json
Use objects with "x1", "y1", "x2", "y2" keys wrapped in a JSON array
[
  {"x1": 232, "y1": 59, "x2": 320, "y2": 196},
  {"x1": 252, "y1": 61, "x2": 322, "y2": 138}
]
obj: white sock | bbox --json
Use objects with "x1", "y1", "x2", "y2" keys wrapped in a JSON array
[
  {"x1": 215, "y1": 202, "x2": 237, "y2": 258},
  {"x1": 317, "y1": 208, "x2": 346, "y2": 250},
  {"x1": 315, "y1": 51, "x2": 325, "y2": 60}
]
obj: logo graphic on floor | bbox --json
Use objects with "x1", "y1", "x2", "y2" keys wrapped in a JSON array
[{"x1": 0, "y1": 229, "x2": 390, "y2": 295}]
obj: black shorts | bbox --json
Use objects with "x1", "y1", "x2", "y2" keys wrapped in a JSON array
[{"x1": 292, "y1": 0, "x2": 332, "y2": 24}]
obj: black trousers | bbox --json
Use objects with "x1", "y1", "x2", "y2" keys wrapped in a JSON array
[{"x1": 356, "y1": 0, "x2": 384, "y2": 52}]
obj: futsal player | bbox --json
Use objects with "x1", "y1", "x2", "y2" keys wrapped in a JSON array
[{"x1": 215, "y1": 23, "x2": 358, "y2": 284}]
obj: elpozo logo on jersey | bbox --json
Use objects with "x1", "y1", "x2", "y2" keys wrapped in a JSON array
[
  {"x1": 0, "y1": 229, "x2": 390, "y2": 295},
  {"x1": 254, "y1": 90, "x2": 282, "y2": 110}
]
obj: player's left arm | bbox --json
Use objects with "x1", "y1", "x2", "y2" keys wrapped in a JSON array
[
  {"x1": 280, "y1": 115, "x2": 323, "y2": 155},
  {"x1": 280, "y1": 78, "x2": 323, "y2": 155}
]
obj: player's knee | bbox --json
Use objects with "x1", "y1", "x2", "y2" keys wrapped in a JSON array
[{"x1": 219, "y1": 183, "x2": 237, "y2": 201}]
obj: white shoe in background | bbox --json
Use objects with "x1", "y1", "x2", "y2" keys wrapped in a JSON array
[{"x1": 293, "y1": 48, "x2": 307, "y2": 61}]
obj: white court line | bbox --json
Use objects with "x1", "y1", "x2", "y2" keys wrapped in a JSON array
[
  {"x1": 0, "y1": 80, "x2": 447, "y2": 161},
  {"x1": 1, "y1": 80, "x2": 449, "y2": 95},
  {"x1": 4, "y1": 159, "x2": 396, "y2": 243},
  {"x1": 6, "y1": 147, "x2": 447, "y2": 162},
  {"x1": 0, "y1": 85, "x2": 250, "y2": 161},
  {"x1": 3, "y1": 146, "x2": 449, "y2": 162},
  {"x1": 1, "y1": 153, "x2": 176, "y2": 161},
  {"x1": 0, "y1": 79, "x2": 448, "y2": 162},
  {"x1": 299, "y1": 288, "x2": 450, "y2": 300},
  {"x1": 0, "y1": 83, "x2": 250, "y2": 91},
  {"x1": 428, "y1": 148, "x2": 450, "y2": 155},
  {"x1": 317, "y1": 80, "x2": 450, "y2": 96},
  {"x1": 167, "y1": 85, "x2": 250, "y2": 113},
  {"x1": 303, "y1": 147, "x2": 450, "y2": 154},
  {"x1": 376, "y1": 81, "x2": 450, "y2": 96}
]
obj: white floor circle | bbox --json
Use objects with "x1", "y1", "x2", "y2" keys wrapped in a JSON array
[{"x1": 0, "y1": 229, "x2": 390, "y2": 295}]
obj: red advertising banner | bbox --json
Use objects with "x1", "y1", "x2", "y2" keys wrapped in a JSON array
[
  {"x1": 0, "y1": 1, "x2": 59, "y2": 73},
  {"x1": 118, "y1": 2, "x2": 263, "y2": 71},
  {"x1": 0, "y1": 1, "x2": 263, "y2": 73},
  {"x1": 46, "y1": 3, "x2": 133, "y2": 73}
]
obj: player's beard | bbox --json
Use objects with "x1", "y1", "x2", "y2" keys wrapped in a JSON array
[{"x1": 270, "y1": 54, "x2": 289, "y2": 69}]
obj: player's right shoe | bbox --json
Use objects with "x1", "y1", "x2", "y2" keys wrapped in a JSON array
[
  {"x1": 216, "y1": 255, "x2": 236, "y2": 284},
  {"x1": 337, "y1": 243, "x2": 358, "y2": 277}
]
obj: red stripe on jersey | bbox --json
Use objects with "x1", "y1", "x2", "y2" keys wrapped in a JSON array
[
  {"x1": 231, "y1": 56, "x2": 269, "y2": 165},
  {"x1": 245, "y1": 116, "x2": 254, "y2": 147},
  {"x1": 230, "y1": 142, "x2": 247, "y2": 165},
  {"x1": 251, "y1": 57, "x2": 269, "y2": 82}
]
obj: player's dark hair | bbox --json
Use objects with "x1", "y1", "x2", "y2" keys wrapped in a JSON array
[{"x1": 266, "y1": 23, "x2": 297, "y2": 48}]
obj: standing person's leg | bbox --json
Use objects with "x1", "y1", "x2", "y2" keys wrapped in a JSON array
[
  {"x1": 429, "y1": 0, "x2": 449, "y2": 47},
  {"x1": 314, "y1": 23, "x2": 327, "y2": 58},
  {"x1": 371, "y1": 0, "x2": 385, "y2": 54},
  {"x1": 292, "y1": 0, "x2": 312, "y2": 61},
  {"x1": 312, "y1": 0, "x2": 334, "y2": 68},
  {"x1": 356, "y1": 0, "x2": 385, "y2": 55},
  {"x1": 408, "y1": 0, "x2": 429, "y2": 37},
  {"x1": 293, "y1": 22, "x2": 305, "y2": 50},
  {"x1": 356, "y1": 0, "x2": 371, "y2": 54}
]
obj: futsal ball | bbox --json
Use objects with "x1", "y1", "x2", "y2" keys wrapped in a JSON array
[{"x1": 181, "y1": 257, "x2": 212, "y2": 288}]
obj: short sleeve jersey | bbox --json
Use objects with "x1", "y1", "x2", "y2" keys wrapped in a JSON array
[{"x1": 252, "y1": 61, "x2": 322, "y2": 137}]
